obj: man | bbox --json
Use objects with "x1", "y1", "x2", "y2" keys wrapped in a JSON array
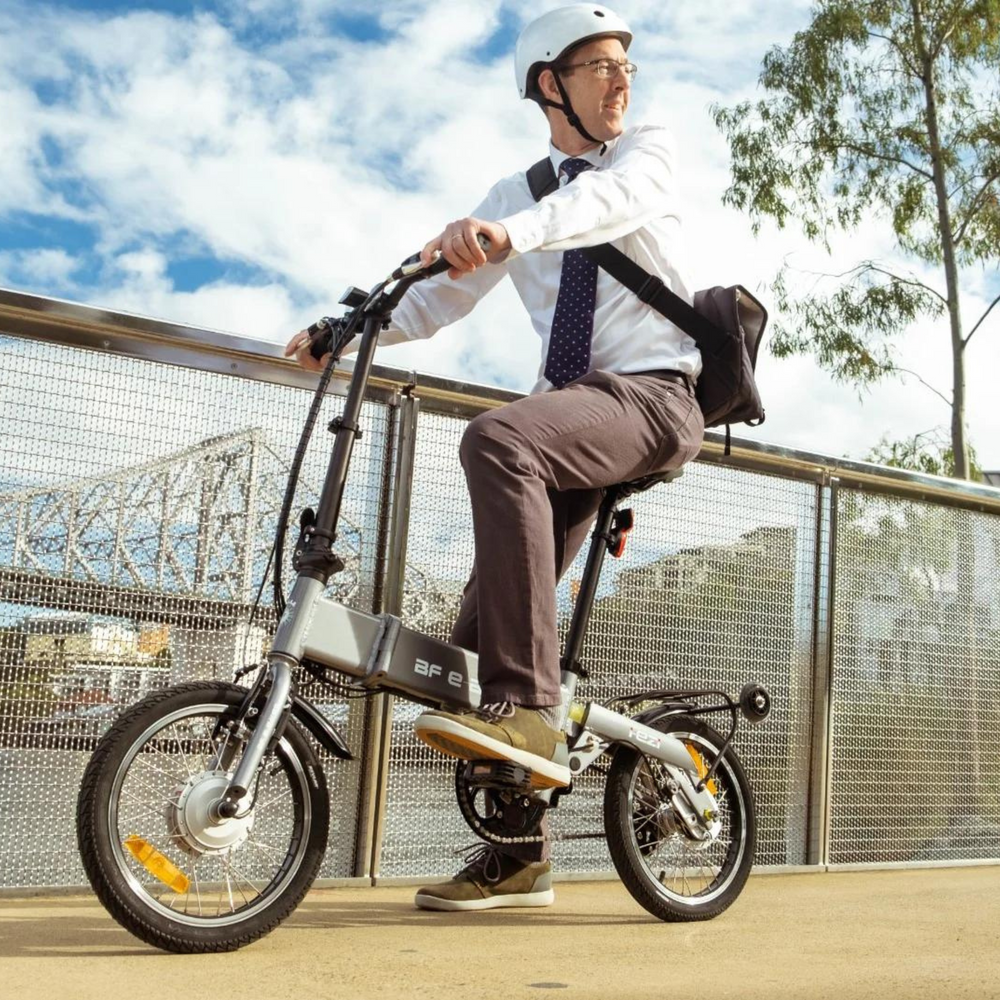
[{"x1": 286, "y1": 4, "x2": 703, "y2": 911}]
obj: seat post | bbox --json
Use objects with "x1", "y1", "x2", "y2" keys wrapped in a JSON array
[{"x1": 560, "y1": 485, "x2": 622, "y2": 679}]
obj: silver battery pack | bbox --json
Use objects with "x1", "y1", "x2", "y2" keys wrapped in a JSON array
[{"x1": 299, "y1": 602, "x2": 481, "y2": 710}]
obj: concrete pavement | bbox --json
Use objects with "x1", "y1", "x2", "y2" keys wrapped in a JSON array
[{"x1": 2, "y1": 867, "x2": 999, "y2": 1000}]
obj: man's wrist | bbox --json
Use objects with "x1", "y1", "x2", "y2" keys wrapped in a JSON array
[{"x1": 498, "y1": 210, "x2": 543, "y2": 256}]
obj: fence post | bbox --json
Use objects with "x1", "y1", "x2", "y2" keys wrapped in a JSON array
[
  {"x1": 807, "y1": 478, "x2": 838, "y2": 866},
  {"x1": 352, "y1": 391, "x2": 420, "y2": 878}
]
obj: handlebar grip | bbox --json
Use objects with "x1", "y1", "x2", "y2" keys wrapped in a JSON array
[
  {"x1": 306, "y1": 318, "x2": 337, "y2": 361},
  {"x1": 425, "y1": 233, "x2": 493, "y2": 277},
  {"x1": 424, "y1": 254, "x2": 454, "y2": 278},
  {"x1": 308, "y1": 330, "x2": 332, "y2": 361}
]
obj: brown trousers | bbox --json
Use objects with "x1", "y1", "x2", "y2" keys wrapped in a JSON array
[
  {"x1": 449, "y1": 368, "x2": 704, "y2": 863},
  {"x1": 450, "y1": 368, "x2": 704, "y2": 706}
]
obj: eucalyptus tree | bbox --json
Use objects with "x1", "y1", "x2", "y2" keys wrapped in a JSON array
[{"x1": 714, "y1": 0, "x2": 999, "y2": 480}]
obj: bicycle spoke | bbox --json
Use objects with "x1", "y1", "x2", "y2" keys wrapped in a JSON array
[
  {"x1": 145, "y1": 730, "x2": 196, "y2": 777},
  {"x1": 245, "y1": 835, "x2": 287, "y2": 865},
  {"x1": 116, "y1": 798, "x2": 171, "y2": 826},
  {"x1": 167, "y1": 721, "x2": 208, "y2": 779},
  {"x1": 222, "y1": 857, "x2": 237, "y2": 915},
  {"x1": 190, "y1": 865, "x2": 203, "y2": 917},
  {"x1": 228, "y1": 859, "x2": 264, "y2": 901},
  {"x1": 130, "y1": 755, "x2": 187, "y2": 785},
  {"x1": 252, "y1": 785, "x2": 294, "y2": 817},
  {"x1": 120, "y1": 769, "x2": 176, "y2": 803}
]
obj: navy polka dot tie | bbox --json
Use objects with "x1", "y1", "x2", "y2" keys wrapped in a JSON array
[{"x1": 544, "y1": 157, "x2": 597, "y2": 389}]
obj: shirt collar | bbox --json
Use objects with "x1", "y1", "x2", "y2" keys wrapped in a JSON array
[{"x1": 548, "y1": 132, "x2": 622, "y2": 175}]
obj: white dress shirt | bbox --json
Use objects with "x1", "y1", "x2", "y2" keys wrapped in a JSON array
[{"x1": 373, "y1": 124, "x2": 702, "y2": 393}]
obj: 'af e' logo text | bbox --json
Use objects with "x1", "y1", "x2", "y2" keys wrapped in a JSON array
[{"x1": 414, "y1": 658, "x2": 464, "y2": 688}]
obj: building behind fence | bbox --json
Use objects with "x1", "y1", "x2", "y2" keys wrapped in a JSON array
[{"x1": 2, "y1": 287, "x2": 999, "y2": 890}]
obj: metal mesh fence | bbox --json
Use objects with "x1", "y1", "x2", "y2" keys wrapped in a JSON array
[
  {"x1": 377, "y1": 413, "x2": 817, "y2": 875},
  {"x1": 378, "y1": 412, "x2": 475, "y2": 878},
  {"x1": 3, "y1": 307, "x2": 1000, "y2": 891},
  {"x1": 573, "y1": 464, "x2": 817, "y2": 869},
  {"x1": 0, "y1": 333, "x2": 391, "y2": 886},
  {"x1": 829, "y1": 490, "x2": 1000, "y2": 863}
]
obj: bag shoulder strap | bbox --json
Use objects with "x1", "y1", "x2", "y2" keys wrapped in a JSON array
[
  {"x1": 527, "y1": 157, "x2": 560, "y2": 201},
  {"x1": 580, "y1": 244, "x2": 724, "y2": 348},
  {"x1": 525, "y1": 158, "x2": 722, "y2": 348}
]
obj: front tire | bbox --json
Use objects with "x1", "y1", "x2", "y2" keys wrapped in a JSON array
[
  {"x1": 77, "y1": 682, "x2": 329, "y2": 952},
  {"x1": 603, "y1": 715, "x2": 755, "y2": 921}
]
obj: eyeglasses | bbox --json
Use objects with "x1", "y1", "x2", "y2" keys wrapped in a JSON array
[{"x1": 557, "y1": 58, "x2": 638, "y2": 81}]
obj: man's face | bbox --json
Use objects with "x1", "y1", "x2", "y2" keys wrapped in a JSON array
[{"x1": 557, "y1": 37, "x2": 631, "y2": 141}]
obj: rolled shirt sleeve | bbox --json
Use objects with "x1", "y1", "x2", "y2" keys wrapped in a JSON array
[{"x1": 499, "y1": 125, "x2": 679, "y2": 254}]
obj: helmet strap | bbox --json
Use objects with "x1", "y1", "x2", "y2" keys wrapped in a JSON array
[{"x1": 540, "y1": 70, "x2": 608, "y2": 154}]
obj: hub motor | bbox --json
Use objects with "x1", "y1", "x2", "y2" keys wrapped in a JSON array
[{"x1": 166, "y1": 770, "x2": 254, "y2": 857}]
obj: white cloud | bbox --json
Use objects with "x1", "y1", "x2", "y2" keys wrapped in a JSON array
[
  {"x1": 0, "y1": 248, "x2": 80, "y2": 285},
  {"x1": 1, "y1": 0, "x2": 998, "y2": 471},
  {"x1": 94, "y1": 248, "x2": 301, "y2": 339}
]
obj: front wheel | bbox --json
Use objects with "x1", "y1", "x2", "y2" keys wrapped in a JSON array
[
  {"x1": 77, "y1": 681, "x2": 329, "y2": 952},
  {"x1": 603, "y1": 715, "x2": 755, "y2": 921}
]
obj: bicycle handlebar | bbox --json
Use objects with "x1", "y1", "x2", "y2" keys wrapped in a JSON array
[{"x1": 306, "y1": 234, "x2": 493, "y2": 360}]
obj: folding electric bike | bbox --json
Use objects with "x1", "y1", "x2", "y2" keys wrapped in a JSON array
[{"x1": 76, "y1": 241, "x2": 772, "y2": 952}]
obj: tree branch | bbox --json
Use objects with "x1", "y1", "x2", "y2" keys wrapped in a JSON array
[
  {"x1": 953, "y1": 172, "x2": 1000, "y2": 247},
  {"x1": 964, "y1": 292, "x2": 1000, "y2": 348},
  {"x1": 794, "y1": 260, "x2": 948, "y2": 305},
  {"x1": 867, "y1": 30, "x2": 923, "y2": 80},
  {"x1": 857, "y1": 264, "x2": 948, "y2": 305},
  {"x1": 930, "y1": 8, "x2": 964, "y2": 61},
  {"x1": 834, "y1": 139, "x2": 934, "y2": 180},
  {"x1": 885, "y1": 364, "x2": 952, "y2": 408}
]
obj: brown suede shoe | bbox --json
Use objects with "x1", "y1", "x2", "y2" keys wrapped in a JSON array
[
  {"x1": 414, "y1": 846, "x2": 554, "y2": 911},
  {"x1": 414, "y1": 703, "x2": 570, "y2": 789}
]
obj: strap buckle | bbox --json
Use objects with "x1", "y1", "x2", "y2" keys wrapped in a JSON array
[{"x1": 636, "y1": 274, "x2": 665, "y2": 304}]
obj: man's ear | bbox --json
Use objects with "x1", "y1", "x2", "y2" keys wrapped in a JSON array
[{"x1": 537, "y1": 67, "x2": 562, "y2": 105}]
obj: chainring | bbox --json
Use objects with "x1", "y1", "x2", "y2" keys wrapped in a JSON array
[{"x1": 454, "y1": 761, "x2": 548, "y2": 845}]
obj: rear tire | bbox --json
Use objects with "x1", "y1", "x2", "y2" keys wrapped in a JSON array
[
  {"x1": 77, "y1": 682, "x2": 329, "y2": 952},
  {"x1": 603, "y1": 715, "x2": 755, "y2": 921}
]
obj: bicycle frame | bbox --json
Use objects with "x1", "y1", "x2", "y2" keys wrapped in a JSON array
[{"x1": 214, "y1": 277, "x2": 722, "y2": 832}]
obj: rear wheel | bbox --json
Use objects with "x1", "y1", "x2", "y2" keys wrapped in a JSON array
[
  {"x1": 603, "y1": 715, "x2": 755, "y2": 921},
  {"x1": 77, "y1": 682, "x2": 329, "y2": 952}
]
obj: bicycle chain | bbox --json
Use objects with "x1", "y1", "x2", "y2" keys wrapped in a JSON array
[{"x1": 455, "y1": 775, "x2": 547, "y2": 845}]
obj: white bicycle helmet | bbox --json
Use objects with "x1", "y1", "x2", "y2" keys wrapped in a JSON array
[{"x1": 515, "y1": 4, "x2": 632, "y2": 101}]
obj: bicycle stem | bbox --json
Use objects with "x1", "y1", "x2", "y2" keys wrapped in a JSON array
[
  {"x1": 291, "y1": 310, "x2": 387, "y2": 583},
  {"x1": 217, "y1": 306, "x2": 389, "y2": 817}
]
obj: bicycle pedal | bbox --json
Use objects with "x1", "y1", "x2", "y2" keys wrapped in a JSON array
[{"x1": 464, "y1": 759, "x2": 534, "y2": 791}]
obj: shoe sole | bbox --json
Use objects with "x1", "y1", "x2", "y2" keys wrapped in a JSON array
[
  {"x1": 413, "y1": 716, "x2": 570, "y2": 789},
  {"x1": 414, "y1": 888, "x2": 555, "y2": 911}
]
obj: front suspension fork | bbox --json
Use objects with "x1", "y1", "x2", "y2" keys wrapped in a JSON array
[{"x1": 214, "y1": 657, "x2": 294, "y2": 819}]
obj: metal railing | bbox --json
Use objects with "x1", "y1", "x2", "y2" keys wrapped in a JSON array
[{"x1": 2, "y1": 287, "x2": 999, "y2": 889}]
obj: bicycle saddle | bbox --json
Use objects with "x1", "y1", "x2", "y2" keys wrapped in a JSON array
[{"x1": 615, "y1": 467, "x2": 684, "y2": 500}]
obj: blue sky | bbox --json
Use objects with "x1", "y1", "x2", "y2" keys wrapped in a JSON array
[{"x1": 1, "y1": 0, "x2": 998, "y2": 468}]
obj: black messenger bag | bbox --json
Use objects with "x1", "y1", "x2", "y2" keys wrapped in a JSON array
[{"x1": 526, "y1": 158, "x2": 768, "y2": 450}]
